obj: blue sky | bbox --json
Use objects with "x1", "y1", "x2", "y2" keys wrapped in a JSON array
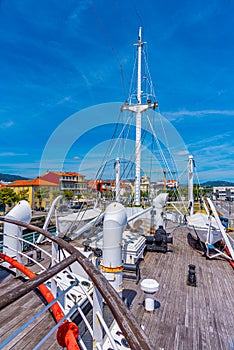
[{"x1": 0, "y1": 0, "x2": 233, "y2": 182}]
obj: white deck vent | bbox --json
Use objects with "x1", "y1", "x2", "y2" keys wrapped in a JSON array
[{"x1": 140, "y1": 278, "x2": 159, "y2": 312}]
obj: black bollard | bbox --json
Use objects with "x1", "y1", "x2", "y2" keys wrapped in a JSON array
[
  {"x1": 187, "y1": 264, "x2": 196, "y2": 287},
  {"x1": 36, "y1": 249, "x2": 43, "y2": 262},
  {"x1": 26, "y1": 253, "x2": 35, "y2": 266}
]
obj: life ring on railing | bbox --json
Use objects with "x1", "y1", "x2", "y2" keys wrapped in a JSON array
[
  {"x1": 57, "y1": 321, "x2": 79, "y2": 348},
  {"x1": 0, "y1": 253, "x2": 80, "y2": 350}
]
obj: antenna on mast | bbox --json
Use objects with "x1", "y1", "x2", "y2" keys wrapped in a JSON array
[{"x1": 136, "y1": 26, "x2": 143, "y2": 104}]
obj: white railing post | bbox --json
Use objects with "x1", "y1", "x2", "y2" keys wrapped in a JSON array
[{"x1": 93, "y1": 287, "x2": 103, "y2": 349}]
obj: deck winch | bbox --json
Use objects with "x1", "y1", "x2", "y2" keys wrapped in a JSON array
[{"x1": 145, "y1": 226, "x2": 173, "y2": 253}]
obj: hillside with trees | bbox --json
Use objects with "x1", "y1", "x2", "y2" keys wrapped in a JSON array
[
  {"x1": 201, "y1": 181, "x2": 234, "y2": 187},
  {"x1": 0, "y1": 173, "x2": 29, "y2": 182}
]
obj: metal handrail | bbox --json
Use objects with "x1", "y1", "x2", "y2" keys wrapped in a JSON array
[
  {"x1": 2, "y1": 232, "x2": 94, "y2": 305},
  {"x1": 0, "y1": 217, "x2": 153, "y2": 350},
  {"x1": 1, "y1": 244, "x2": 47, "y2": 271},
  {"x1": 0, "y1": 253, "x2": 77, "y2": 309}
]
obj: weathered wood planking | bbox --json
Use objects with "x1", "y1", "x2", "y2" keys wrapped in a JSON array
[
  {"x1": 0, "y1": 270, "x2": 58, "y2": 349},
  {"x1": 123, "y1": 226, "x2": 234, "y2": 350}
]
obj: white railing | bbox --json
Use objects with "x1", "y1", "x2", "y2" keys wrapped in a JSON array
[
  {"x1": 0, "y1": 232, "x2": 131, "y2": 350},
  {"x1": 0, "y1": 217, "x2": 153, "y2": 350}
]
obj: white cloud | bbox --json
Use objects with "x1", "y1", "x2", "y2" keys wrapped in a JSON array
[
  {"x1": 0, "y1": 120, "x2": 14, "y2": 129},
  {"x1": 173, "y1": 150, "x2": 189, "y2": 156},
  {"x1": 197, "y1": 168, "x2": 234, "y2": 183},
  {"x1": 188, "y1": 135, "x2": 229, "y2": 149},
  {"x1": 81, "y1": 74, "x2": 92, "y2": 88},
  {"x1": 66, "y1": 2, "x2": 90, "y2": 28},
  {"x1": 0, "y1": 152, "x2": 28, "y2": 157},
  {"x1": 56, "y1": 96, "x2": 72, "y2": 105},
  {"x1": 164, "y1": 109, "x2": 234, "y2": 120}
]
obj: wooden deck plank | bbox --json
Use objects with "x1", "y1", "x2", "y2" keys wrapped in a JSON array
[
  {"x1": 10, "y1": 312, "x2": 58, "y2": 350},
  {"x1": 0, "y1": 269, "x2": 59, "y2": 349},
  {"x1": 123, "y1": 226, "x2": 234, "y2": 350}
]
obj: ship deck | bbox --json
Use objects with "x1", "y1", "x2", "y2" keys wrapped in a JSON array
[
  {"x1": 0, "y1": 269, "x2": 58, "y2": 349},
  {"x1": 123, "y1": 225, "x2": 234, "y2": 350},
  {"x1": 0, "y1": 225, "x2": 233, "y2": 349}
]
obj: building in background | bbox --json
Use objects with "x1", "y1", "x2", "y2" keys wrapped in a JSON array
[
  {"x1": 166, "y1": 179, "x2": 179, "y2": 189},
  {"x1": 40, "y1": 171, "x2": 88, "y2": 198},
  {"x1": 7, "y1": 171, "x2": 88, "y2": 209},
  {"x1": 8, "y1": 178, "x2": 59, "y2": 209},
  {"x1": 60, "y1": 172, "x2": 87, "y2": 197},
  {"x1": 140, "y1": 175, "x2": 150, "y2": 196},
  {"x1": 226, "y1": 187, "x2": 234, "y2": 202},
  {"x1": 213, "y1": 186, "x2": 234, "y2": 201}
]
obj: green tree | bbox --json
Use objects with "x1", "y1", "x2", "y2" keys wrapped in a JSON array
[
  {"x1": 167, "y1": 189, "x2": 179, "y2": 201},
  {"x1": 17, "y1": 189, "x2": 29, "y2": 201},
  {"x1": 34, "y1": 187, "x2": 49, "y2": 209},
  {"x1": 52, "y1": 190, "x2": 64, "y2": 200},
  {"x1": 140, "y1": 190, "x2": 149, "y2": 199},
  {"x1": 199, "y1": 186, "x2": 212, "y2": 198},
  {"x1": 63, "y1": 190, "x2": 74, "y2": 201},
  {"x1": 0, "y1": 188, "x2": 18, "y2": 212},
  {"x1": 193, "y1": 184, "x2": 200, "y2": 201}
]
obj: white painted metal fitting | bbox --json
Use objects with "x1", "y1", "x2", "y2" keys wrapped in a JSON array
[{"x1": 140, "y1": 278, "x2": 159, "y2": 312}]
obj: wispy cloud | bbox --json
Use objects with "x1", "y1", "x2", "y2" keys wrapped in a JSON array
[
  {"x1": 67, "y1": 1, "x2": 90, "y2": 23},
  {"x1": 81, "y1": 74, "x2": 92, "y2": 88},
  {"x1": 0, "y1": 1, "x2": 233, "y2": 183},
  {"x1": 191, "y1": 142, "x2": 234, "y2": 175},
  {"x1": 0, "y1": 152, "x2": 28, "y2": 157},
  {"x1": 56, "y1": 96, "x2": 72, "y2": 105},
  {"x1": 173, "y1": 150, "x2": 189, "y2": 156},
  {"x1": 198, "y1": 168, "x2": 234, "y2": 182},
  {"x1": 164, "y1": 109, "x2": 234, "y2": 120},
  {"x1": 0, "y1": 120, "x2": 14, "y2": 129},
  {"x1": 188, "y1": 133, "x2": 231, "y2": 149}
]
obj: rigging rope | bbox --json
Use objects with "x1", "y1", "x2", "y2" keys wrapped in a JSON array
[{"x1": 146, "y1": 113, "x2": 172, "y2": 174}]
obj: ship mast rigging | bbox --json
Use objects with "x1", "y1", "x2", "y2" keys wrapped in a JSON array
[{"x1": 121, "y1": 27, "x2": 158, "y2": 206}]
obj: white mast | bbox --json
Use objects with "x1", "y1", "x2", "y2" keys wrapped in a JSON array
[
  {"x1": 188, "y1": 155, "x2": 194, "y2": 215},
  {"x1": 115, "y1": 157, "x2": 120, "y2": 202},
  {"x1": 135, "y1": 27, "x2": 143, "y2": 207},
  {"x1": 121, "y1": 27, "x2": 158, "y2": 206}
]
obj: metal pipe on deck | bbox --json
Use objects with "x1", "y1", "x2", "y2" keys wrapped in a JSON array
[
  {"x1": 127, "y1": 206, "x2": 152, "y2": 222},
  {"x1": 153, "y1": 193, "x2": 168, "y2": 229},
  {"x1": 101, "y1": 202, "x2": 127, "y2": 297},
  {"x1": 3, "y1": 200, "x2": 31, "y2": 275}
]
